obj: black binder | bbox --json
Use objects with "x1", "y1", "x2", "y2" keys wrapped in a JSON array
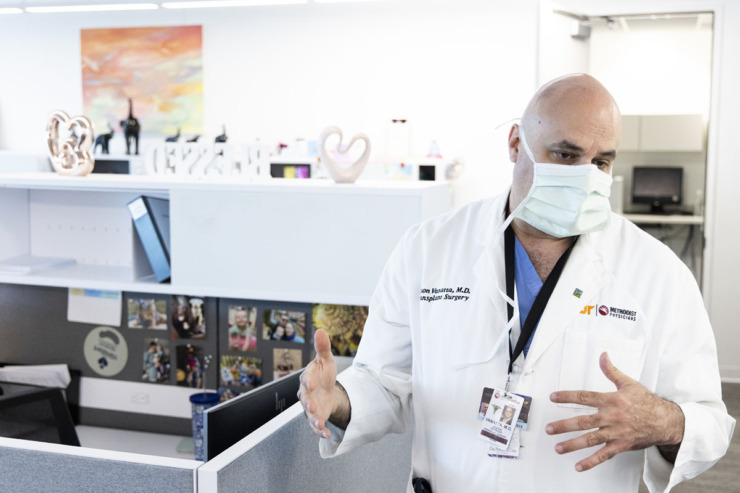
[{"x1": 128, "y1": 196, "x2": 171, "y2": 283}]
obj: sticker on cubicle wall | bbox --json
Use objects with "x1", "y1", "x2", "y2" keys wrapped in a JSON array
[{"x1": 83, "y1": 326, "x2": 129, "y2": 377}]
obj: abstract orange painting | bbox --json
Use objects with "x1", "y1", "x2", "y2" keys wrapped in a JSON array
[{"x1": 81, "y1": 25, "x2": 203, "y2": 137}]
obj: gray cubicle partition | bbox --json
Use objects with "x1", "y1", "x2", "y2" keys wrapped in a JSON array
[
  {"x1": 0, "y1": 437, "x2": 201, "y2": 493},
  {"x1": 198, "y1": 403, "x2": 413, "y2": 492}
]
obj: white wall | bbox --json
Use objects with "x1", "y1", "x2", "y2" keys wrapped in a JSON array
[
  {"x1": 537, "y1": 1, "x2": 590, "y2": 85},
  {"x1": 0, "y1": 0, "x2": 539, "y2": 206}
]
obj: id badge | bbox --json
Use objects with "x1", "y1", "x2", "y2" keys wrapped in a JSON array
[
  {"x1": 489, "y1": 429, "x2": 521, "y2": 459},
  {"x1": 479, "y1": 388, "x2": 524, "y2": 451}
]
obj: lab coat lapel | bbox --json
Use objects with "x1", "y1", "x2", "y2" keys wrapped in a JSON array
[
  {"x1": 473, "y1": 194, "x2": 510, "y2": 331},
  {"x1": 522, "y1": 234, "x2": 608, "y2": 370}
]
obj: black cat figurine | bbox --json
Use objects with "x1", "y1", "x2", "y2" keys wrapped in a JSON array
[{"x1": 120, "y1": 98, "x2": 140, "y2": 155}]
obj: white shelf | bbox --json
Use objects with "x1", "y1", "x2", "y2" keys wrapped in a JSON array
[
  {"x1": 0, "y1": 171, "x2": 452, "y2": 304},
  {"x1": 0, "y1": 265, "x2": 165, "y2": 293},
  {"x1": 0, "y1": 171, "x2": 448, "y2": 194},
  {"x1": 622, "y1": 213, "x2": 704, "y2": 226}
]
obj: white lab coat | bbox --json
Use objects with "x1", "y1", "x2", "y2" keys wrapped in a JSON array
[{"x1": 321, "y1": 192, "x2": 735, "y2": 492}]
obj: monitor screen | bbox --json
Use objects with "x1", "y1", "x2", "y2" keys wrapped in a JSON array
[
  {"x1": 203, "y1": 370, "x2": 301, "y2": 461},
  {"x1": 631, "y1": 166, "x2": 683, "y2": 212}
]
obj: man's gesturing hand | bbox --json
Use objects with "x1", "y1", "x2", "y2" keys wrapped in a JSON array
[
  {"x1": 546, "y1": 352, "x2": 685, "y2": 472},
  {"x1": 298, "y1": 329, "x2": 350, "y2": 439}
]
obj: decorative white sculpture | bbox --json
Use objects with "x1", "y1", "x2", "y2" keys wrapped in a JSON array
[
  {"x1": 318, "y1": 126, "x2": 371, "y2": 184},
  {"x1": 45, "y1": 110, "x2": 95, "y2": 176}
]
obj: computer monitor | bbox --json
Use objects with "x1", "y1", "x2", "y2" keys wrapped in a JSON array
[
  {"x1": 203, "y1": 370, "x2": 301, "y2": 460},
  {"x1": 631, "y1": 166, "x2": 683, "y2": 213}
]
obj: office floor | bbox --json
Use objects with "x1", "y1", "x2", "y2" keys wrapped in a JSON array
[
  {"x1": 76, "y1": 425, "x2": 194, "y2": 460},
  {"x1": 639, "y1": 382, "x2": 740, "y2": 493}
]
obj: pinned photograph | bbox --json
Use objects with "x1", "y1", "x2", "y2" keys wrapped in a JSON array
[
  {"x1": 127, "y1": 298, "x2": 167, "y2": 329},
  {"x1": 313, "y1": 304, "x2": 368, "y2": 356},
  {"x1": 142, "y1": 338, "x2": 170, "y2": 384},
  {"x1": 227, "y1": 305, "x2": 258, "y2": 352},
  {"x1": 263, "y1": 309, "x2": 306, "y2": 343},
  {"x1": 273, "y1": 348, "x2": 302, "y2": 380},
  {"x1": 220, "y1": 355, "x2": 262, "y2": 390},
  {"x1": 176, "y1": 344, "x2": 204, "y2": 388},
  {"x1": 172, "y1": 295, "x2": 206, "y2": 339}
]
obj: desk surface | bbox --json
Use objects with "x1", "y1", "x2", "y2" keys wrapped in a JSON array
[
  {"x1": 622, "y1": 213, "x2": 704, "y2": 225},
  {"x1": 76, "y1": 425, "x2": 193, "y2": 460}
]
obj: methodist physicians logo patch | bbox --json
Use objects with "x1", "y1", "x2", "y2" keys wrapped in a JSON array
[{"x1": 580, "y1": 304, "x2": 636, "y2": 322}]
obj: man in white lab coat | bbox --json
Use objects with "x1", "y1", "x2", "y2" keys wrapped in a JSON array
[{"x1": 298, "y1": 74, "x2": 735, "y2": 492}]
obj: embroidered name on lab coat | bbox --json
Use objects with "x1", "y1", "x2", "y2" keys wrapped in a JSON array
[{"x1": 420, "y1": 287, "x2": 471, "y2": 302}]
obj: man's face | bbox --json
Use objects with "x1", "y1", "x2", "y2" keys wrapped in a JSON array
[{"x1": 507, "y1": 85, "x2": 621, "y2": 235}]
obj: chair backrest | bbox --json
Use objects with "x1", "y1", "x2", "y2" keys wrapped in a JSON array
[{"x1": 0, "y1": 383, "x2": 79, "y2": 446}]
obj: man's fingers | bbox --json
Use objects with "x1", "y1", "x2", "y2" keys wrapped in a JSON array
[
  {"x1": 599, "y1": 352, "x2": 632, "y2": 390},
  {"x1": 553, "y1": 429, "x2": 610, "y2": 455},
  {"x1": 546, "y1": 413, "x2": 603, "y2": 435},
  {"x1": 299, "y1": 390, "x2": 333, "y2": 439},
  {"x1": 314, "y1": 329, "x2": 333, "y2": 362},
  {"x1": 550, "y1": 390, "x2": 604, "y2": 407},
  {"x1": 574, "y1": 443, "x2": 624, "y2": 472}
]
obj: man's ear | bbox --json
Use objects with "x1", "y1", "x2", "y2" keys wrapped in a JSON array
[{"x1": 508, "y1": 124, "x2": 520, "y2": 164}]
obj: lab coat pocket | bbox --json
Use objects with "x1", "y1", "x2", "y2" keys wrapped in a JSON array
[{"x1": 558, "y1": 331, "x2": 646, "y2": 409}]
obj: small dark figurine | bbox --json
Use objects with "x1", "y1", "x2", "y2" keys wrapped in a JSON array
[
  {"x1": 165, "y1": 128, "x2": 181, "y2": 143},
  {"x1": 215, "y1": 125, "x2": 228, "y2": 143},
  {"x1": 120, "y1": 98, "x2": 141, "y2": 155},
  {"x1": 94, "y1": 124, "x2": 114, "y2": 154},
  {"x1": 186, "y1": 135, "x2": 200, "y2": 143}
]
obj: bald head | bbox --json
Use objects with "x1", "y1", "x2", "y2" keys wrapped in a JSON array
[{"x1": 520, "y1": 74, "x2": 621, "y2": 143}]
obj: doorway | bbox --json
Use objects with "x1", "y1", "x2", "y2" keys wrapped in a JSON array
[{"x1": 538, "y1": 3, "x2": 714, "y2": 286}]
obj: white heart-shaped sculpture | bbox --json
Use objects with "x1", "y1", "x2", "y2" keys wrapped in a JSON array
[
  {"x1": 318, "y1": 126, "x2": 371, "y2": 184},
  {"x1": 46, "y1": 110, "x2": 95, "y2": 176}
]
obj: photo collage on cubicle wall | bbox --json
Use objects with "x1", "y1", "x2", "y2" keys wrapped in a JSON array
[
  {"x1": 114, "y1": 294, "x2": 368, "y2": 401},
  {"x1": 217, "y1": 300, "x2": 369, "y2": 398},
  {"x1": 218, "y1": 300, "x2": 313, "y2": 398},
  {"x1": 123, "y1": 293, "x2": 217, "y2": 391}
]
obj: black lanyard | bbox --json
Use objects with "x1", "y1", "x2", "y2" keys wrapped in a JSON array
[{"x1": 504, "y1": 225, "x2": 577, "y2": 375}]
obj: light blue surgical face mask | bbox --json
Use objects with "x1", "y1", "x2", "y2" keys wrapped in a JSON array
[{"x1": 510, "y1": 125, "x2": 613, "y2": 238}]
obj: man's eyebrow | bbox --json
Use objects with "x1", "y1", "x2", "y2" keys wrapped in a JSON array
[
  {"x1": 550, "y1": 140, "x2": 584, "y2": 152},
  {"x1": 550, "y1": 140, "x2": 617, "y2": 159}
]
